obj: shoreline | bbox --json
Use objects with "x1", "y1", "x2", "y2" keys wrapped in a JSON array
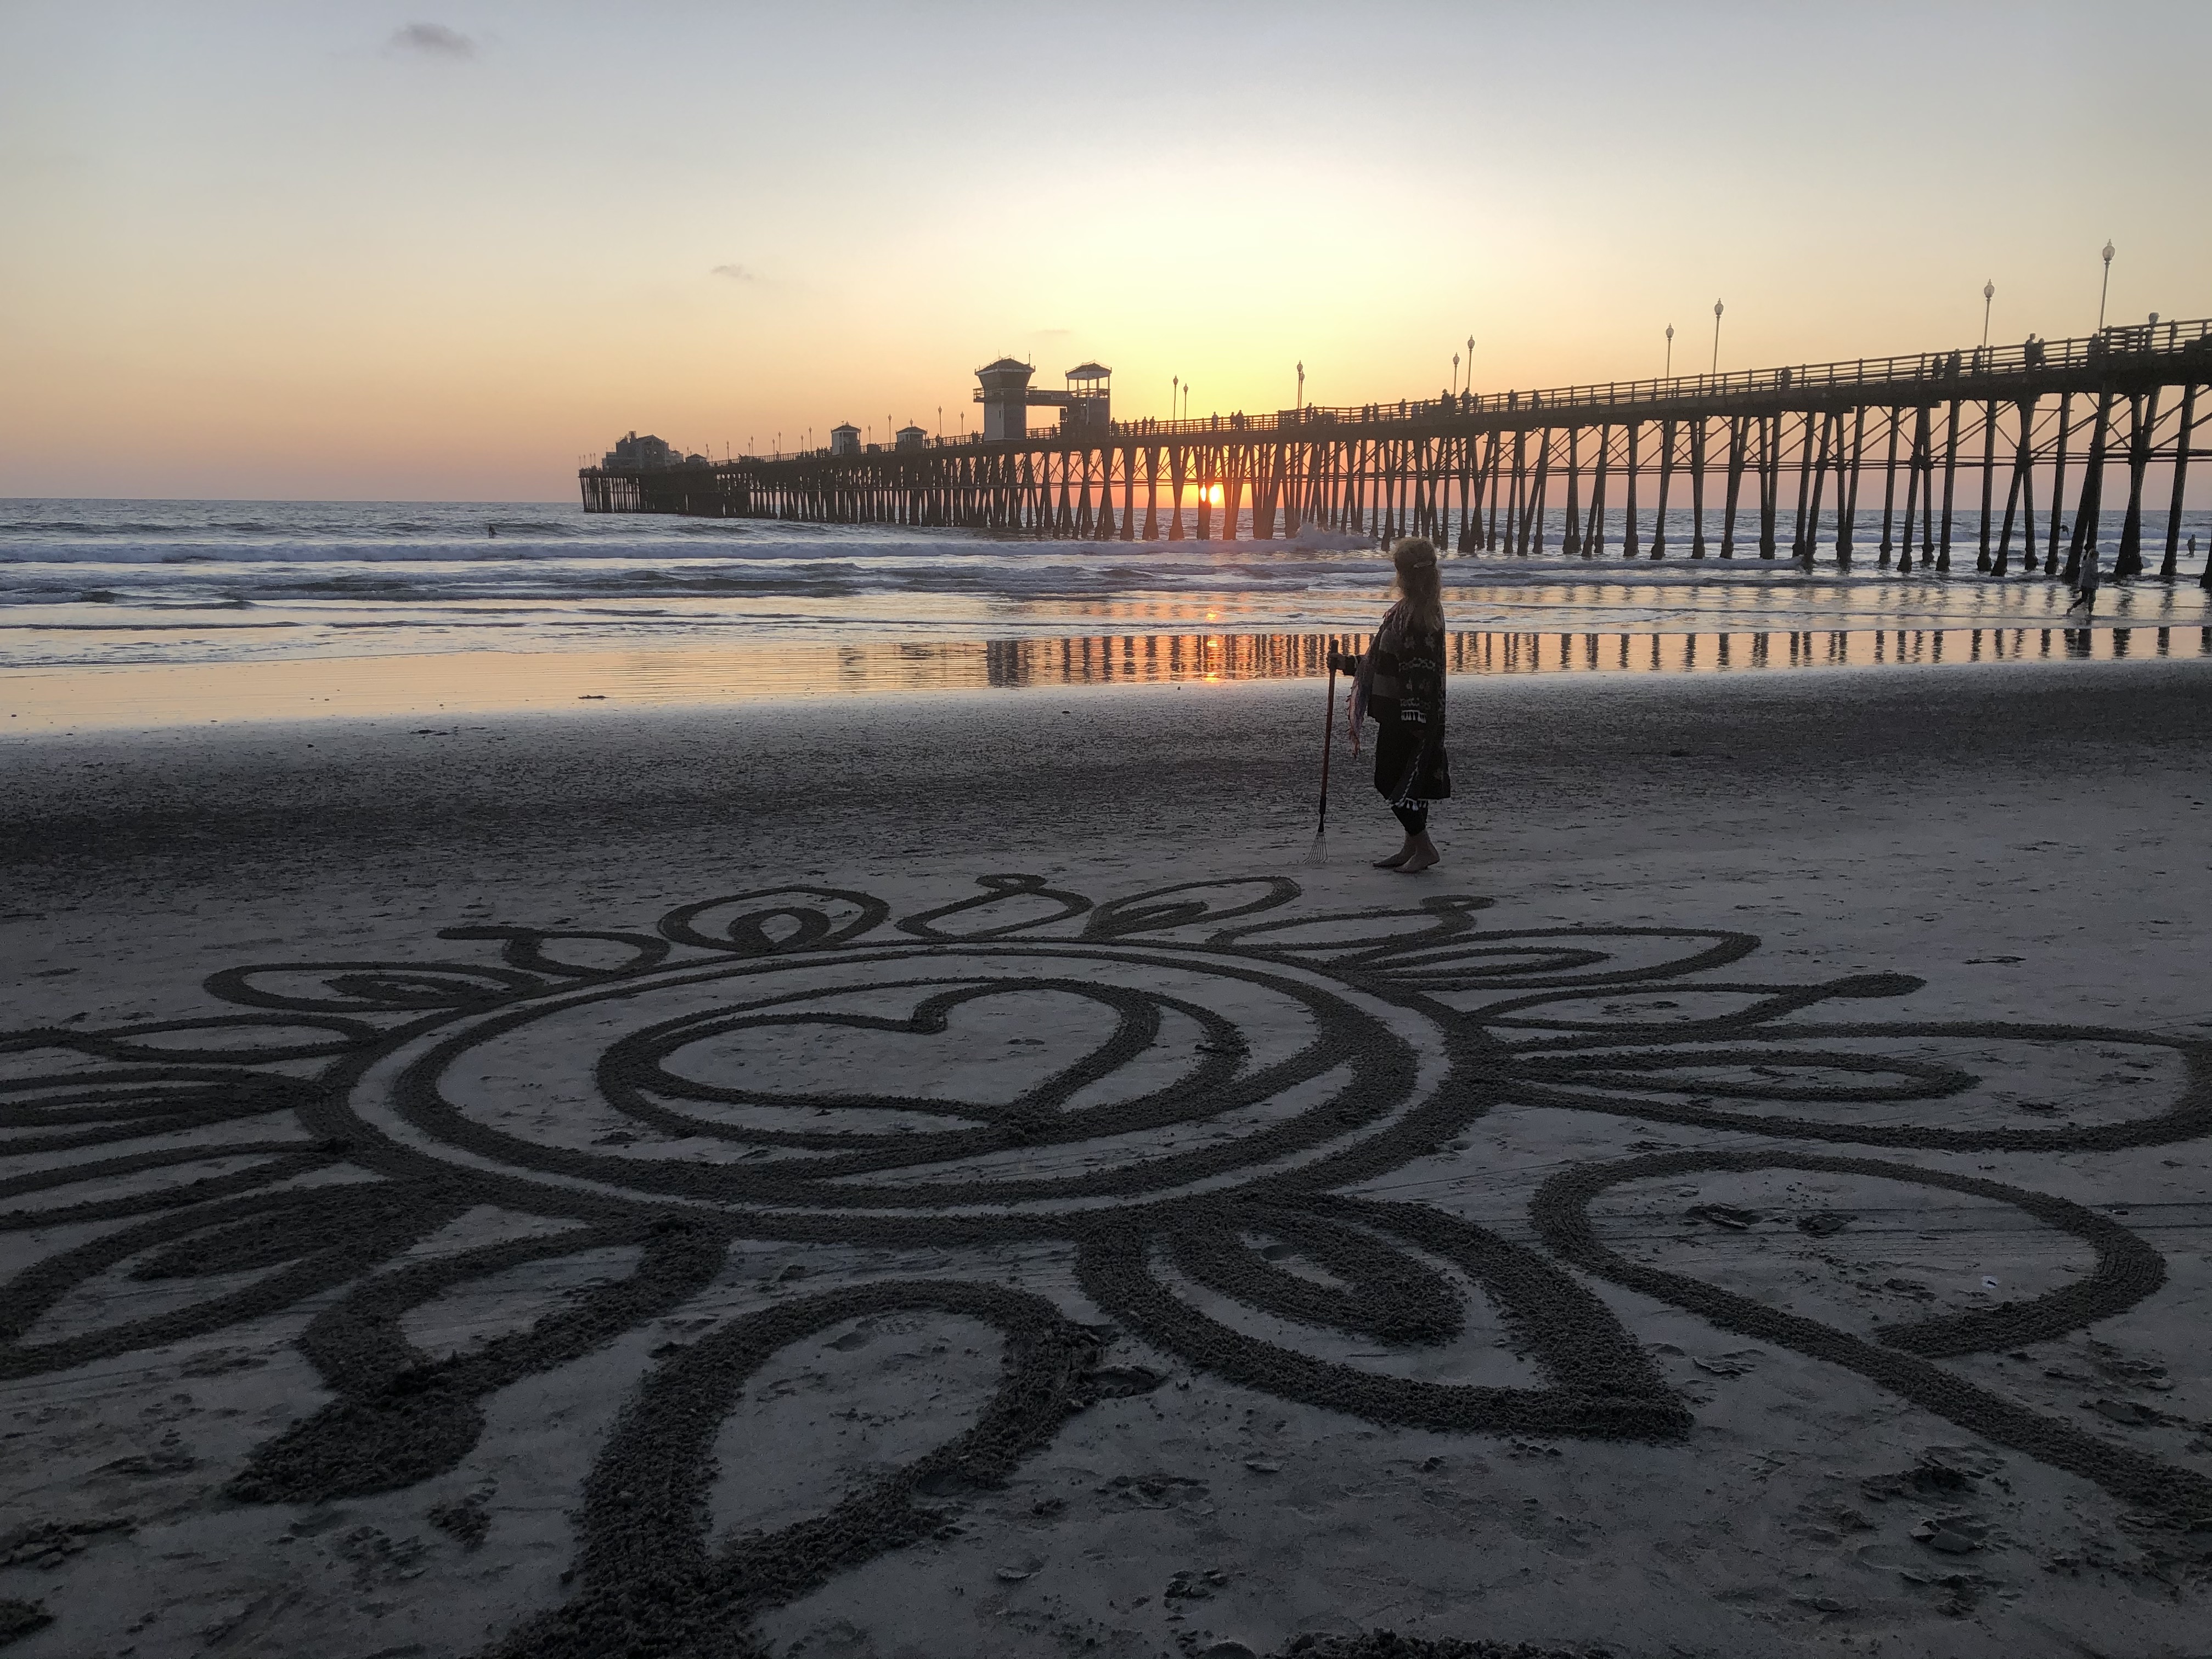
[{"x1": 4, "y1": 619, "x2": 2208, "y2": 736}]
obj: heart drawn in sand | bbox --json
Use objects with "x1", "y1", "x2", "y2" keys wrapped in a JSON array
[
  {"x1": 628, "y1": 979, "x2": 1197, "y2": 1128},
  {"x1": 377, "y1": 935, "x2": 1427, "y2": 1214}
]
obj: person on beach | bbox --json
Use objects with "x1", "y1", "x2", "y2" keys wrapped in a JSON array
[
  {"x1": 1330, "y1": 537, "x2": 1453, "y2": 873},
  {"x1": 2069, "y1": 541, "x2": 2101, "y2": 617}
]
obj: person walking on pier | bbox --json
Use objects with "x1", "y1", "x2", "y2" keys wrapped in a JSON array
[{"x1": 1331, "y1": 538, "x2": 1453, "y2": 873}]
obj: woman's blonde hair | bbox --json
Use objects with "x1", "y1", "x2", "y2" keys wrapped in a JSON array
[{"x1": 1391, "y1": 537, "x2": 1444, "y2": 634}]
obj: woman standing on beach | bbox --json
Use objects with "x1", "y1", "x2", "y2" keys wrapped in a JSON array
[{"x1": 1332, "y1": 537, "x2": 1452, "y2": 872}]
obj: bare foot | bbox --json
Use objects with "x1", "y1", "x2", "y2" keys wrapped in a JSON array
[
  {"x1": 1373, "y1": 850, "x2": 1410, "y2": 868},
  {"x1": 1397, "y1": 838, "x2": 1440, "y2": 874}
]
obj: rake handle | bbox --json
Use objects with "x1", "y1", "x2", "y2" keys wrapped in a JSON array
[{"x1": 1316, "y1": 664, "x2": 1338, "y2": 831}]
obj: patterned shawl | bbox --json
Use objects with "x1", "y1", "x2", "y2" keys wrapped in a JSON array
[{"x1": 1345, "y1": 599, "x2": 1409, "y2": 757}]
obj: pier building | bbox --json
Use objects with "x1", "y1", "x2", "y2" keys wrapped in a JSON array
[
  {"x1": 600, "y1": 431, "x2": 688, "y2": 469},
  {"x1": 971, "y1": 358, "x2": 1114, "y2": 442},
  {"x1": 975, "y1": 359, "x2": 1035, "y2": 442}
]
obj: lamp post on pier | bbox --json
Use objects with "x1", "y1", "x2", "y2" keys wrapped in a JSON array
[
  {"x1": 2098, "y1": 241, "x2": 2115, "y2": 330},
  {"x1": 1466, "y1": 335, "x2": 1475, "y2": 395},
  {"x1": 1451, "y1": 352, "x2": 1459, "y2": 398},
  {"x1": 1172, "y1": 376, "x2": 1178, "y2": 426},
  {"x1": 1664, "y1": 324, "x2": 1674, "y2": 379},
  {"x1": 1296, "y1": 362, "x2": 1304, "y2": 414},
  {"x1": 1981, "y1": 280, "x2": 1994, "y2": 349},
  {"x1": 1711, "y1": 301, "x2": 1723, "y2": 374}
]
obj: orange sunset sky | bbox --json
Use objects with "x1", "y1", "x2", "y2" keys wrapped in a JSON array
[{"x1": 3, "y1": 1, "x2": 2206, "y2": 502}]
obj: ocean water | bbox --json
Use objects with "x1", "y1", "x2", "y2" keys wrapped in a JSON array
[{"x1": 2, "y1": 498, "x2": 2208, "y2": 730}]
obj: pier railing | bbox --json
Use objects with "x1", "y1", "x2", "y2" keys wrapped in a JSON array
[
  {"x1": 1107, "y1": 317, "x2": 2212, "y2": 439},
  {"x1": 714, "y1": 318, "x2": 2211, "y2": 460}
]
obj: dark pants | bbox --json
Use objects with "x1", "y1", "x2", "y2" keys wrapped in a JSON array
[{"x1": 1372, "y1": 695, "x2": 1432, "y2": 837}]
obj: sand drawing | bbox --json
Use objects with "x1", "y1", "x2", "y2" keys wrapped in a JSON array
[{"x1": 5, "y1": 874, "x2": 2209, "y2": 1654}]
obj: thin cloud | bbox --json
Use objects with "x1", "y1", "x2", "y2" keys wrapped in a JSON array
[
  {"x1": 391, "y1": 22, "x2": 476, "y2": 57},
  {"x1": 711, "y1": 262, "x2": 800, "y2": 295}
]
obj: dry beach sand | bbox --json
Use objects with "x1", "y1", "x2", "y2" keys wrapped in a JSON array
[{"x1": 3, "y1": 658, "x2": 2211, "y2": 1659}]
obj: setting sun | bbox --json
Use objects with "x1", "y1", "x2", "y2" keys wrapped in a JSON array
[{"x1": 1204, "y1": 484, "x2": 1225, "y2": 507}]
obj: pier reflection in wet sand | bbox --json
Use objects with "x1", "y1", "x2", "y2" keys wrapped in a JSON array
[
  {"x1": 982, "y1": 623, "x2": 2212, "y2": 687},
  {"x1": 6, "y1": 624, "x2": 2207, "y2": 733}
]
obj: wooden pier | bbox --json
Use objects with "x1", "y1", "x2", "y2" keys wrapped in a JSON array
[{"x1": 582, "y1": 319, "x2": 2212, "y2": 582}]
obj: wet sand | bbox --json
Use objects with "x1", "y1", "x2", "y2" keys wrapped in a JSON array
[
  {"x1": 7, "y1": 614, "x2": 2208, "y2": 732},
  {"x1": 3, "y1": 658, "x2": 2211, "y2": 1658}
]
